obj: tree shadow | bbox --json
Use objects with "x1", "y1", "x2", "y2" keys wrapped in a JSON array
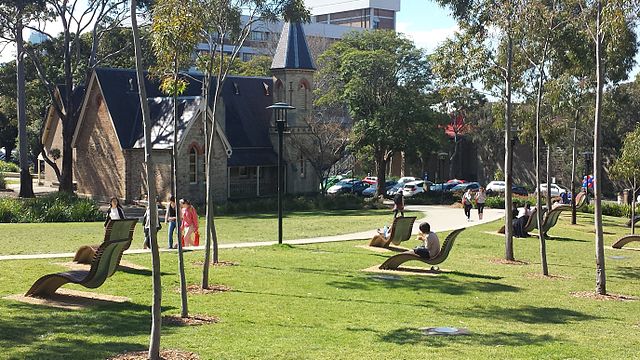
[
  {"x1": 230, "y1": 209, "x2": 397, "y2": 220},
  {"x1": 379, "y1": 328, "x2": 559, "y2": 347},
  {"x1": 454, "y1": 305, "x2": 600, "y2": 325},
  {"x1": 610, "y1": 266, "x2": 640, "y2": 280},
  {"x1": 545, "y1": 236, "x2": 588, "y2": 243},
  {"x1": 0, "y1": 301, "x2": 178, "y2": 359}
]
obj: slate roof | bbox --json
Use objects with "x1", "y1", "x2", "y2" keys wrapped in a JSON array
[
  {"x1": 271, "y1": 22, "x2": 316, "y2": 70},
  {"x1": 87, "y1": 68, "x2": 278, "y2": 166}
]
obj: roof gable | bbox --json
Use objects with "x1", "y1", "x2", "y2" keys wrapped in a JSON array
[{"x1": 271, "y1": 22, "x2": 316, "y2": 70}]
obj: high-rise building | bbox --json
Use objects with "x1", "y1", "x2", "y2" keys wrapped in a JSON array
[{"x1": 306, "y1": 0, "x2": 401, "y2": 30}]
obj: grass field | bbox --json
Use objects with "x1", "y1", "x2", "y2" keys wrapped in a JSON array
[
  {"x1": 0, "y1": 209, "x2": 418, "y2": 255},
  {"x1": 0, "y1": 212, "x2": 639, "y2": 359}
]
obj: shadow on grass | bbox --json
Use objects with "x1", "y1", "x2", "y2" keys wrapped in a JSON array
[
  {"x1": 464, "y1": 305, "x2": 600, "y2": 324},
  {"x1": 229, "y1": 209, "x2": 401, "y2": 220},
  {"x1": 0, "y1": 301, "x2": 177, "y2": 359},
  {"x1": 545, "y1": 236, "x2": 588, "y2": 243},
  {"x1": 610, "y1": 266, "x2": 640, "y2": 280},
  {"x1": 378, "y1": 328, "x2": 559, "y2": 347}
]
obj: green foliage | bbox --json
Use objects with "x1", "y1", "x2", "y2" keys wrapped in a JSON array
[
  {"x1": 610, "y1": 125, "x2": 640, "y2": 183},
  {"x1": 484, "y1": 196, "x2": 533, "y2": 209},
  {"x1": 582, "y1": 202, "x2": 640, "y2": 218},
  {"x1": 404, "y1": 192, "x2": 459, "y2": 205},
  {"x1": 0, "y1": 172, "x2": 5, "y2": 189},
  {"x1": 213, "y1": 194, "x2": 375, "y2": 215},
  {"x1": 0, "y1": 192, "x2": 103, "y2": 223},
  {"x1": 0, "y1": 160, "x2": 19, "y2": 172}
]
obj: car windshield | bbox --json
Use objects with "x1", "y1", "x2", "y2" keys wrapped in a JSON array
[{"x1": 335, "y1": 180, "x2": 351, "y2": 186}]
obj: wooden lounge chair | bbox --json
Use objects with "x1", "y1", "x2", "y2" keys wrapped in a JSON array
[
  {"x1": 625, "y1": 216, "x2": 640, "y2": 228},
  {"x1": 369, "y1": 216, "x2": 417, "y2": 248},
  {"x1": 539, "y1": 206, "x2": 565, "y2": 236},
  {"x1": 612, "y1": 234, "x2": 640, "y2": 249},
  {"x1": 73, "y1": 219, "x2": 136, "y2": 264},
  {"x1": 498, "y1": 208, "x2": 545, "y2": 234},
  {"x1": 379, "y1": 228, "x2": 465, "y2": 270},
  {"x1": 26, "y1": 219, "x2": 137, "y2": 298}
]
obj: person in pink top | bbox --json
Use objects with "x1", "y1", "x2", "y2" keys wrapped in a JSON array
[{"x1": 180, "y1": 199, "x2": 199, "y2": 247}]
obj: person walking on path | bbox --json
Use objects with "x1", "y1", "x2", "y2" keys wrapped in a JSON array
[
  {"x1": 143, "y1": 198, "x2": 161, "y2": 249},
  {"x1": 462, "y1": 189, "x2": 473, "y2": 221},
  {"x1": 104, "y1": 196, "x2": 125, "y2": 227},
  {"x1": 393, "y1": 191, "x2": 405, "y2": 218},
  {"x1": 165, "y1": 196, "x2": 178, "y2": 249},
  {"x1": 180, "y1": 199, "x2": 199, "y2": 247},
  {"x1": 475, "y1": 187, "x2": 487, "y2": 220}
]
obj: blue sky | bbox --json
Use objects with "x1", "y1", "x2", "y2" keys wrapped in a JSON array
[{"x1": 396, "y1": 1, "x2": 457, "y2": 53}]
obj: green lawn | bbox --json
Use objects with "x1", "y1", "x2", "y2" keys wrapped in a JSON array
[
  {"x1": 0, "y1": 212, "x2": 639, "y2": 359},
  {"x1": 0, "y1": 209, "x2": 418, "y2": 255}
]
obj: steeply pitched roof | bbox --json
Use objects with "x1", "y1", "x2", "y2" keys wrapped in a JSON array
[
  {"x1": 77, "y1": 68, "x2": 278, "y2": 166},
  {"x1": 271, "y1": 22, "x2": 316, "y2": 71}
]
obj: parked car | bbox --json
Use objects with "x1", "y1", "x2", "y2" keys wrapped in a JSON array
[
  {"x1": 362, "y1": 180, "x2": 396, "y2": 197},
  {"x1": 351, "y1": 181, "x2": 371, "y2": 196},
  {"x1": 385, "y1": 183, "x2": 404, "y2": 198},
  {"x1": 447, "y1": 178, "x2": 466, "y2": 184},
  {"x1": 486, "y1": 181, "x2": 506, "y2": 194},
  {"x1": 450, "y1": 182, "x2": 481, "y2": 192},
  {"x1": 512, "y1": 185, "x2": 529, "y2": 196},
  {"x1": 402, "y1": 180, "x2": 426, "y2": 197},
  {"x1": 327, "y1": 179, "x2": 354, "y2": 195},
  {"x1": 361, "y1": 176, "x2": 378, "y2": 185},
  {"x1": 397, "y1": 176, "x2": 417, "y2": 185},
  {"x1": 323, "y1": 175, "x2": 345, "y2": 190},
  {"x1": 534, "y1": 183, "x2": 567, "y2": 197},
  {"x1": 430, "y1": 183, "x2": 458, "y2": 192}
]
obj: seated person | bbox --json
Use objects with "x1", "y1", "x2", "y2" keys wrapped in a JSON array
[
  {"x1": 413, "y1": 222, "x2": 440, "y2": 259},
  {"x1": 513, "y1": 203, "x2": 532, "y2": 238},
  {"x1": 370, "y1": 224, "x2": 393, "y2": 247}
]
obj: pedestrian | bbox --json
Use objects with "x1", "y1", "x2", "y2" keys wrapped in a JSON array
[
  {"x1": 165, "y1": 196, "x2": 178, "y2": 249},
  {"x1": 475, "y1": 187, "x2": 487, "y2": 220},
  {"x1": 143, "y1": 198, "x2": 161, "y2": 249},
  {"x1": 393, "y1": 191, "x2": 405, "y2": 218},
  {"x1": 104, "y1": 196, "x2": 125, "y2": 227},
  {"x1": 462, "y1": 189, "x2": 473, "y2": 221},
  {"x1": 180, "y1": 199, "x2": 199, "y2": 247}
]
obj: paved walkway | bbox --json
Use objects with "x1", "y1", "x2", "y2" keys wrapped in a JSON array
[{"x1": 0, "y1": 205, "x2": 504, "y2": 261}]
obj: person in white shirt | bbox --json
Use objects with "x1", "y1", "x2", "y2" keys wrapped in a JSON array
[
  {"x1": 475, "y1": 187, "x2": 487, "y2": 220},
  {"x1": 104, "y1": 196, "x2": 125, "y2": 227},
  {"x1": 414, "y1": 222, "x2": 440, "y2": 259},
  {"x1": 462, "y1": 189, "x2": 473, "y2": 221}
]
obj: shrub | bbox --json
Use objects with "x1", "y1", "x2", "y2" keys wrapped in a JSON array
[
  {"x1": 0, "y1": 192, "x2": 103, "y2": 223},
  {"x1": 582, "y1": 202, "x2": 640, "y2": 218},
  {"x1": 0, "y1": 173, "x2": 5, "y2": 190},
  {"x1": 212, "y1": 194, "x2": 369, "y2": 215},
  {"x1": 0, "y1": 160, "x2": 19, "y2": 172},
  {"x1": 404, "y1": 191, "x2": 459, "y2": 205},
  {"x1": 484, "y1": 196, "x2": 535, "y2": 209}
]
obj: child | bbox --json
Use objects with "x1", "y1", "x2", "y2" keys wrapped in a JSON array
[{"x1": 414, "y1": 222, "x2": 440, "y2": 259}]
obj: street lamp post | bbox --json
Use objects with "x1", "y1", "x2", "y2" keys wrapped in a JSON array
[{"x1": 267, "y1": 102, "x2": 295, "y2": 244}]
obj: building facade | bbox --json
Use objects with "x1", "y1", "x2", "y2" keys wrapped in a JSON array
[{"x1": 307, "y1": 0, "x2": 400, "y2": 30}]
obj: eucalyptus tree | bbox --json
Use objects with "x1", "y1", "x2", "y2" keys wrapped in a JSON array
[
  {"x1": 574, "y1": 0, "x2": 640, "y2": 295},
  {"x1": 151, "y1": 0, "x2": 203, "y2": 319},
  {"x1": 0, "y1": 0, "x2": 47, "y2": 198},
  {"x1": 611, "y1": 126, "x2": 640, "y2": 235},
  {"x1": 432, "y1": 0, "x2": 526, "y2": 261},
  {"x1": 195, "y1": 0, "x2": 309, "y2": 289}
]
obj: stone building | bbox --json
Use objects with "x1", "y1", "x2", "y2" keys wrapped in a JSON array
[{"x1": 41, "y1": 22, "x2": 319, "y2": 204}]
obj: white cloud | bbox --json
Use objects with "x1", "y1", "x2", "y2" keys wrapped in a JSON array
[{"x1": 396, "y1": 22, "x2": 458, "y2": 53}]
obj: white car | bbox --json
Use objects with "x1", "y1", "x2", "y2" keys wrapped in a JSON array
[
  {"x1": 535, "y1": 183, "x2": 567, "y2": 197},
  {"x1": 402, "y1": 180, "x2": 425, "y2": 197},
  {"x1": 486, "y1": 181, "x2": 506, "y2": 193},
  {"x1": 397, "y1": 176, "x2": 417, "y2": 185}
]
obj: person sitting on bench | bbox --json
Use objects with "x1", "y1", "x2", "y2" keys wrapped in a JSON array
[{"x1": 413, "y1": 222, "x2": 440, "y2": 259}]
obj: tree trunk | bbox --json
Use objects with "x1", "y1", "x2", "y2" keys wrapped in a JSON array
[
  {"x1": 504, "y1": 25, "x2": 515, "y2": 261},
  {"x1": 15, "y1": 17, "x2": 34, "y2": 199},
  {"x1": 593, "y1": 0, "x2": 606, "y2": 295},
  {"x1": 632, "y1": 176, "x2": 636, "y2": 235},
  {"x1": 375, "y1": 149, "x2": 386, "y2": 197},
  {"x1": 570, "y1": 110, "x2": 579, "y2": 224},
  {"x1": 201, "y1": 69, "x2": 212, "y2": 288},
  {"x1": 546, "y1": 146, "x2": 552, "y2": 209},
  {"x1": 205, "y1": 77, "x2": 223, "y2": 272},
  {"x1": 59, "y1": 10, "x2": 75, "y2": 194},
  {"x1": 172, "y1": 63, "x2": 188, "y2": 318},
  {"x1": 534, "y1": 64, "x2": 548, "y2": 276},
  {"x1": 132, "y1": 2, "x2": 162, "y2": 358}
]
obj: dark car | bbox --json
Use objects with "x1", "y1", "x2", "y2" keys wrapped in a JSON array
[
  {"x1": 351, "y1": 181, "x2": 371, "y2": 196},
  {"x1": 430, "y1": 183, "x2": 459, "y2": 192},
  {"x1": 385, "y1": 183, "x2": 404, "y2": 198},
  {"x1": 512, "y1": 185, "x2": 529, "y2": 196},
  {"x1": 450, "y1": 182, "x2": 481, "y2": 192},
  {"x1": 363, "y1": 181, "x2": 396, "y2": 197}
]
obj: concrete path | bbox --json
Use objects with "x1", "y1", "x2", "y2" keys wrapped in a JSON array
[{"x1": 0, "y1": 205, "x2": 504, "y2": 261}]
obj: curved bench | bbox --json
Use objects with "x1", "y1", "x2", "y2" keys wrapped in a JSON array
[
  {"x1": 379, "y1": 228, "x2": 465, "y2": 270},
  {"x1": 498, "y1": 208, "x2": 545, "y2": 234},
  {"x1": 612, "y1": 235, "x2": 640, "y2": 249},
  {"x1": 369, "y1": 216, "x2": 417, "y2": 248},
  {"x1": 26, "y1": 219, "x2": 137, "y2": 297},
  {"x1": 73, "y1": 219, "x2": 135, "y2": 264}
]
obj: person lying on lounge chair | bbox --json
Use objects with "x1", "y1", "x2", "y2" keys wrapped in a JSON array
[
  {"x1": 413, "y1": 222, "x2": 440, "y2": 259},
  {"x1": 370, "y1": 224, "x2": 393, "y2": 247}
]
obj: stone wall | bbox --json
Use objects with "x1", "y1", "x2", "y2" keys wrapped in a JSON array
[{"x1": 43, "y1": 115, "x2": 64, "y2": 185}]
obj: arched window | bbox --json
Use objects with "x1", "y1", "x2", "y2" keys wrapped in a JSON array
[
  {"x1": 275, "y1": 80, "x2": 284, "y2": 102},
  {"x1": 299, "y1": 79, "x2": 310, "y2": 111},
  {"x1": 189, "y1": 147, "x2": 197, "y2": 184}
]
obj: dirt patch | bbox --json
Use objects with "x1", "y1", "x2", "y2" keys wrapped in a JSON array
[
  {"x1": 525, "y1": 273, "x2": 572, "y2": 280},
  {"x1": 490, "y1": 258, "x2": 530, "y2": 266},
  {"x1": 570, "y1": 291, "x2": 638, "y2": 301},
  {"x1": 178, "y1": 284, "x2": 232, "y2": 295},
  {"x1": 54, "y1": 260, "x2": 148, "y2": 271},
  {"x1": 4, "y1": 289, "x2": 129, "y2": 310},
  {"x1": 355, "y1": 244, "x2": 410, "y2": 253},
  {"x1": 192, "y1": 260, "x2": 238, "y2": 267},
  {"x1": 107, "y1": 349, "x2": 199, "y2": 360},
  {"x1": 361, "y1": 265, "x2": 446, "y2": 277},
  {"x1": 163, "y1": 314, "x2": 220, "y2": 326}
]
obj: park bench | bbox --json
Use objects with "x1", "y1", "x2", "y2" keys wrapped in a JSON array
[
  {"x1": 612, "y1": 234, "x2": 640, "y2": 249},
  {"x1": 379, "y1": 228, "x2": 465, "y2": 270},
  {"x1": 369, "y1": 216, "x2": 417, "y2": 248},
  {"x1": 25, "y1": 219, "x2": 137, "y2": 298},
  {"x1": 498, "y1": 207, "x2": 545, "y2": 235},
  {"x1": 73, "y1": 219, "x2": 136, "y2": 264}
]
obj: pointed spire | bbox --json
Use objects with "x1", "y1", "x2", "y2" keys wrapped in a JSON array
[{"x1": 271, "y1": 22, "x2": 316, "y2": 71}]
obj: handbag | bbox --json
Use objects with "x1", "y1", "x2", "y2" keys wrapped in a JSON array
[{"x1": 194, "y1": 230, "x2": 200, "y2": 246}]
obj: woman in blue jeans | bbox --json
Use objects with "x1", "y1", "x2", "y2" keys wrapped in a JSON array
[{"x1": 165, "y1": 196, "x2": 178, "y2": 249}]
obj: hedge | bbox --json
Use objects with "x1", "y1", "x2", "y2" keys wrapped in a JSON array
[
  {"x1": 210, "y1": 194, "x2": 381, "y2": 215},
  {"x1": 404, "y1": 191, "x2": 460, "y2": 205},
  {"x1": 0, "y1": 192, "x2": 103, "y2": 223},
  {"x1": 0, "y1": 160, "x2": 19, "y2": 172},
  {"x1": 581, "y1": 202, "x2": 640, "y2": 218}
]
